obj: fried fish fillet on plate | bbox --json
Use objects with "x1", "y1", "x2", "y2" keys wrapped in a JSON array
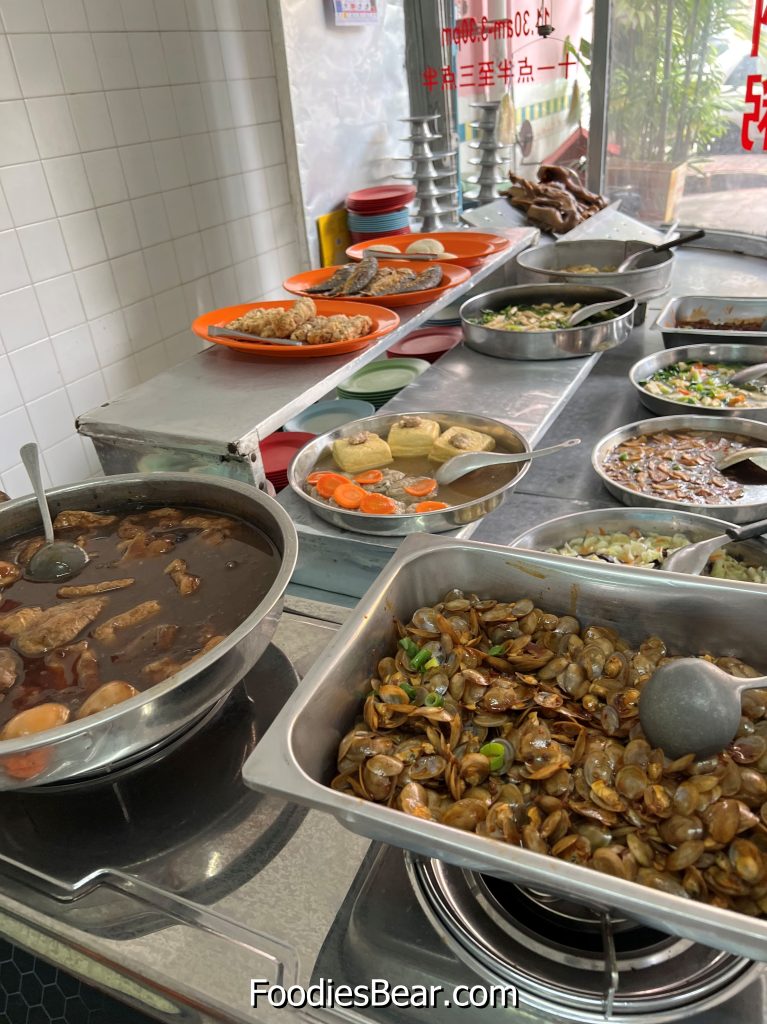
[
  {"x1": 291, "y1": 314, "x2": 373, "y2": 345},
  {"x1": 225, "y1": 297, "x2": 316, "y2": 338},
  {"x1": 305, "y1": 265, "x2": 355, "y2": 294}
]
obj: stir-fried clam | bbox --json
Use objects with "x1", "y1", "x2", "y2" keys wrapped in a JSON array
[{"x1": 332, "y1": 590, "x2": 767, "y2": 915}]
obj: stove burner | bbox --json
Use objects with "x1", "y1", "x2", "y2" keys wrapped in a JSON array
[{"x1": 409, "y1": 856, "x2": 758, "y2": 1023}]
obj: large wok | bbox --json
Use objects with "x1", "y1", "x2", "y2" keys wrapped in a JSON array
[{"x1": 0, "y1": 473, "x2": 297, "y2": 789}]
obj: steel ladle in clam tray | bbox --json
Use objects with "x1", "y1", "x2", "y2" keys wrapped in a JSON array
[{"x1": 639, "y1": 659, "x2": 767, "y2": 760}]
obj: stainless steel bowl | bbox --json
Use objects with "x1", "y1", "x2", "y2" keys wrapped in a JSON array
[
  {"x1": 460, "y1": 283, "x2": 636, "y2": 361},
  {"x1": 0, "y1": 473, "x2": 297, "y2": 789},
  {"x1": 654, "y1": 295, "x2": 767, "y2": 348},
  {"x1": 592, "y1": 414, "x2": 767, "y2": 524},
  {"x1": 288, "y1": 410, "x2": 531, "y2": 536},
  {"x1": 629, "y1": 343, "x2": 767, "y2": 420},
  {"x1": 509, "y1": 506, "x2": 767, "y2": 584},
  {"x1": 515, "y1": 239, "x2": 673, "y2": 301}
]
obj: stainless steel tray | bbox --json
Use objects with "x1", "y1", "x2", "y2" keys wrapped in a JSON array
[
  {"x1": 242, "y1": 533, "x2": 767, "y2": 961},
  {"x1": 509, "y1": 505, "x2": 767, "y2": 585},
  {"x1": 654, "y1": 296, "x2": 767, "y2": 348},
  {"x1": 460, "y1": 284, "x2": 636, "y2": 361},
  {"x1": 287, "y1": 410, "x2": 531, "y2": 536},
  {"x1": 592, "y1": 414, "x2": 767, "y2": 524}
]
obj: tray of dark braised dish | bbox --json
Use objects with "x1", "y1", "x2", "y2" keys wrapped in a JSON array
[{"x1": 655, "y1": 296, "x2": 767, "y2": 347}]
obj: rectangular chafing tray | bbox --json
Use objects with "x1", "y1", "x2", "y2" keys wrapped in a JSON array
[{"x1": 654, "y1": 295, "x2": 767, "y2": 348}]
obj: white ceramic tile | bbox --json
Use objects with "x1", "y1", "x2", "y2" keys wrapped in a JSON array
[
  {"x1": 191, "y1": 179, "x2": 223, "y2": 229},
  {"x1": 65, "y1": 368, "x2": 107, "y2": 414},
  {"x1": 143, "y1": 239, "x2": 180, "y2": 292},
  {"x1": 102, "y1": 353, "x2": 138, "y2": 396},
  {"x1": 276, "y1": 241, "x2": 298, "y2": 279},
  {"x1": 111, "y1": 250, "x2": 151, "y2": 305},
  {"x1": 9, "y1": 337, "x2": 63, "y2": 401},
  {"x1": 154, "y1": 283, "x2": 187, "y2": 335},
  {"x1": 43, "y1": 0, "x2": 87, "y2": 31},
  {"x1": 172, "y1": 83, "x2": 207, "y2": 134},
  {"x1": 162, "y1": 31, "x2": 195, "y2": 85},
  {"x1": 200, "y1": 223, "x2": 230, "y2": 273},
  {"x1": 0, "y1": 161, "x2": 54, "y2": 225},
  {"x1": 255, "y1": 249, "x2": 281, "y2": 292},
  {"x1": 119, "y1": 141, "x2": 160, "y2": 197},
  {"x1": 59, "y1": 209, "x2": 107, "y2": 269},
  {"x1": 271, "y1": 203, "x2": 296, "y2": 248},
  {"x1": 226, "y1": 215, "x2": 253, "y2": 263},
  {"x1": 27, "y1": 386, "x2": 74, "y2": 447},
  {"x1": 226, "y1": 80, "x2": 255, "y2": 128},
  {"x1": 185, "y1": 0, "x2": 215, "y2": 30},
  {"x1": 17, "y1": 220, "x2": 70, "y2": 282},
  {"x1": 44, "y1": 433, "x2": 90, "y2": 486},
  {"x1": 173, "y1": 230, "x2": 205, "y2": 282},
  {"x1": 51, "y1": 323, "x2": 99, "y2": 383},
  {"x1": 209, "y1": 265, "x2": 237, "y2": 307},
  {"x1": 0, "y1": 285, "x2": 45, "y2": 350},
  {"x1": 140, "y1": 86, "x2": 178, "y2": 141},
  {"x1": 250, "y1": 209, "x2": 275, "y2": 253},
  {"x1": 120, "y1": 0, "x2": 156, "y2": 29},
  {"x1": 97, "y1": 200, "x2": 140, "y2": 258},
  {"x1": 128, "y1": 32, "x2": 168, "y2": 87},
  {"x1": 233, "y1": 255, "x2": 261, "y2": 300},
  {"x1": 259, "y1": 121, "x2": 284, "y2": 167},
  {"x1": 123, "y1": 295, "x2": 160, "y2": 351},
  {"x1": 43, "y1": 154, "x2": 94, "y2": 215},
  {"x1": 251, "y1": 77, "x2": 280, "y2": 124},
  {"x1": 0, "y1": 100, "x2": 38, "y2": 166},
  {"x1": 0, "y1": 461, "x2": 30, "y2": 495},
  {"x1": 238, "y1": 0, "x2": 268, "y2": 30},
  {"x1": 132, "y1": 193, "x2": 170, "y2": 247},
  {"x1": 0, "y1": 37, "x2": 19, "y2": 101},
  {"x1": 83, "y1": 0, "x2": 123, "y2": 31},
  {"x1": 157, "y1": 0, "x2": 188, "y2": 29},
  {"x1": 68, "y1": 93, "x2": 115, "y2": 152},
  {"x1": 135, "y1": 338, "x2": 168, "y2": 379},
  {"x1": 0, "y1": 0, "x2": 47, "y2": 32},
  {"x1": 152, "y1": 138, "x2": 188, "y2": 191},
  {"x1": 90, "y1": 308, "x2": 130, "y2": 365},
  {"x1": 0, "y1": 406, "x2": 35, "y2": 470},
  {"x1": 0, "y1": 185, "x2": 10, "y2": 232},
  {"x1": 25, "y1": 96, "x2": 78, "y2": 159},
  {"x1": 191, "y1": 31, "x2": 223, "y2": 81},
  {"x1": 35, "y1": 272, "x2": 85, "y2": 333},
  {"x1": 214, "y1": 0, "x2": 240, "y2": 31},
  {"x1": 106, "y1": 90, "x2": 148, "y2": 146},
  {"x1": 211, "y1": 127, "x2": 240, "y2": 179},
  {"x1": 163, "y1": 328, "x2": 192, "y2": 365},
  {"x1": 235, "y1": 125, "x2": 262, "y2": 172},
  {"x1": 7, "y1": 34, "x2": 63, "y2": 96},
  {"x1": 219, "y1": 31, "x2": 273, "y2": 80},
  {"x1": 183, "y1": 275, "x2": 212, "y2": 317},
  {"x1": 93, "y1": 33, "x2": 137, "y2": 90},
  {"x1": 203, "y1": 81, "x2": 232, "y2": 130},
  {"x1": 163, "y1": 185, "x2": 197, "y2": 236},
  {"x1": 0, "y1": 229, "x2": 30, "y2": 292},
  {"x1": 219, "y1": 173, "x2": 247, "y2": 220},
  {"x1": 52, "y1": 33, "x2": 102, "y2": 93},
  {"x1": 242, "y1": 167, "x2": 269, "y2": 213},
  {"x1": 182, "y1": 132, "x2": 215, "y2": 184},
  {"x1": 264, "y1": 162, "x2": 291, "y2": 208},
  {"x1": 74, "y1": 262, "x2": 120, "y2": 318},
  {"x1": 0, "y1": 352, "x2": 22, "y2": 415},
  {"x1": 82, "y1": 148, "x2": 126, "y2": 206}
]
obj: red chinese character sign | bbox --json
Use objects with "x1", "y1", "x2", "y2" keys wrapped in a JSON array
[{"x1": 743, "y1": 0, "x2": 767, "y2": 149}]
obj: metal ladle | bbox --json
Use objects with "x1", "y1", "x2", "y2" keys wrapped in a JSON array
[
  {"x1": 615, "y1": 229, "x2": 706, "y2": 272},
  {"x1": 566, "y1": 298, "x2": 631, "y2": 328},
  {"x1": 20, "y1": 443, "x2": 89, "y2": 582},
  {"x1": 661, "y1": 515, "x2": 767, "y2": 575},
  {"x1": 435, "y1": 438, "x2": 581, "y2": 485},
  {"x1": 725, "y1": 359, "x2": 767, "y2": 386},
  {"x1": 639, "y1": 658, "x2": 767, "y2": 759},
  {"x1": 716, "y1": 446, "x2": 767, "y2": 472}
]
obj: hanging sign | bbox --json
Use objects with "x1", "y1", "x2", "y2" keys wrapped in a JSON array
[
  {"x1": 334, "y1": 0, "x2": 379, "y2": 25},
  {"x1": 742, "y1": 0, "x2": 766, "y2": 149}
]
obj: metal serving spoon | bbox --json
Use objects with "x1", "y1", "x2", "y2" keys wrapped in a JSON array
[
  {"x1": 639, "y1": 658, "x2": 767, "y2": 759},
  {"x1": 661, "y1": 515, "x2": 767, "y2": 575},
  {"x1": 435, "y1": 438, "x2": 581, "y2": 485},
  {"x1": 726, "y1": 359, "x2": 767, "y2": 386},
  {"x1": 20, "y1": 443, "x2": 89, "y2": 582},
  {"x1": 208, "y1": 326, "x2": 303, "y2": 347},
  {"x1": 716, "y1": 446, "x2": 767, "y2": 472},
  {"x1": 615, "y1": 229, "x2": 706, "y2": 272},
  {"x1": 567, "y1": 298, "x2": 630, "y2": 328}
]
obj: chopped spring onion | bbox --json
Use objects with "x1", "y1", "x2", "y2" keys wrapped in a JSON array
[
  {"x1": 410, "y1": 648, "x2": 432, "y2": 671},
  {"x1": 487, "y1": 644, "x2": 505, "y2": 656},
  {"x1": 424, "y1": 692, "x2": 444, "y2": 708},
  {"x1": 399, "y1": 682, "x2": 416, "y2": 701},
  {"x1": 399, "y1": 637, "x2": 419, "y2": 658},
  {"x1": 480, "y1": 741, "x2": 506, "y2": 772}
]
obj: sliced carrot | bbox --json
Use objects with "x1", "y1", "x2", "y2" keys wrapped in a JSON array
[
  {"x1": 360, "y1": 492, "x2": 399, "y2": 515},
  {"x1": 404, "y1": 477, "x2": 438, "y2": 498},
  {"x1": 355, "y1": 469, "x2": 384, "y2": 485},
  {"x1": 333, "y1": 483, "x2": 367, "y2": 509},
  {"x1": 315, "y1": 472, "x2": 350, "y2": 498},
  {"x1": 413, "y1": 500, "x2": 449, "y2": 513},
  {"x1": 307, "y1": 470, "x2": 326, "y2": 485}
]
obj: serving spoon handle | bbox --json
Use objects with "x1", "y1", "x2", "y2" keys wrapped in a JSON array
[
  {"x1": 20, "y1": 443, "x2": 55, "y2": 545},
  {"x1": 435, "y1": 438, "x2": 580, "y2": 485}
]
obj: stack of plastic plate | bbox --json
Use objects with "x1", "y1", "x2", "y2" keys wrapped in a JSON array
[
  {"x1": 283, "y1": 399, "x2": 375, "y2": 434},
  {"x1": 346, "y1": 185, "x2": 416, "y2": 243},
  {"x1": 387, "y1": 326, "x2": 462, "y2": 364},
  {"x1": 336, "y1": 358, "x2": 431, "y2": 409},
  {"x1": 260, "y1": 432, "x2": 315, "y2": 491}
]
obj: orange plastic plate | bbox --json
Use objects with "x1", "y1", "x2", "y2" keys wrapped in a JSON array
[
  {"x1": 345, "y1": 231, "x2": 498, "y2": 268},
  {"x1": 282, "y1": 260, "x2": 471, "y2": 308}
]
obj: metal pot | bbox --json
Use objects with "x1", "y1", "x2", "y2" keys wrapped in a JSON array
[
  {"x1": 460, "y1": 284, "x2": 636, "y2": 361},
  {"x1": 0, "y1": 473, "x2": 298, "y2": 789}
]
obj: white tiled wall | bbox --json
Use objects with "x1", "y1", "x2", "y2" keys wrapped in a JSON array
[{"x1": 0, "y1": 0, "x2": 300, "y2": 498}]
